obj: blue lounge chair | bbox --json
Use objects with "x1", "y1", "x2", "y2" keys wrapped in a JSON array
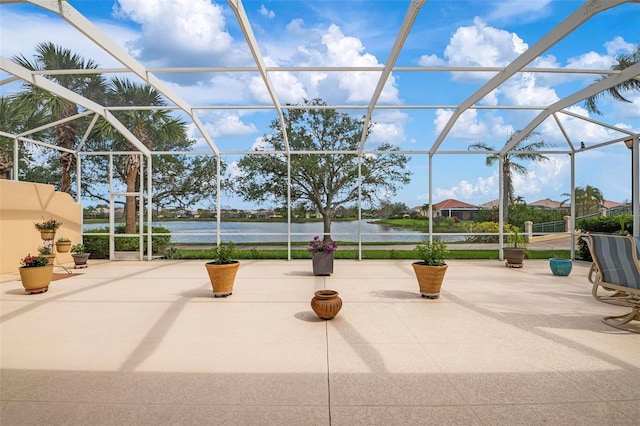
[{"x1": 582, "y1": 233, "x2": 640, "y2": 333}]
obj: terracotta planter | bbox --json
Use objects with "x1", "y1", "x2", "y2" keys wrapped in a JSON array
[
  {"x1": 19, "y1": 265, "x2": 54, "y2": 294},
  {"x1": 205, "y1": 261, "x2": 240, "y2": 297},
  {"x1": 41, "y1": 254, "x2": 56, "y2": 265},
  {"x1": 503, "y1": 248, "x2": 525, "y2": 268},
  {"x1": 56, "y1": 241, "x2": 71, "y2": 253},
  {"x1": 40, "y1": 231, "x2": 56, "y2": 241},
  {"x1": 312, "y1": 251, "x2": 334, "y2": 276},
  {"x1": 412, "y1": 262, "x2": 448, "y2": 299},
  {"x1": 72, "y1": 253, "x2": 90, "y2": 268},
  {"x1": 311, "y1": 290, "x2": 342, "y2": 320}
]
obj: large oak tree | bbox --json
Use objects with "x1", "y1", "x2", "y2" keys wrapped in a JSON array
[{"x1": 234, "y1": 98, "x2": 411, "y2": 239}]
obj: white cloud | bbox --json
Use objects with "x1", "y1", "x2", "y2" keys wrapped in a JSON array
[
  {"x1": 432, "y1": 154, "x2": 570, "y2": 203},
  {"x1": 114, "y1": 0, "x2": 239, "y2": 67},
  {"x1": 502, "y1": 72, "x2": 559, "y2": 106},
  {"x1": 434, "y1": 109, "x2": 513, "y2": 141},
  {"x1": 485, "y1": 0, "x2": 552, "y2": 23},
  {"x1": 445, "y1": 18, "x2": 527, "y2": 69},
  {"x1": 433, "y1": 173, "x2": 497, "y2": 201},
  {"x1": 259, "y1": 4, "x2": 275, "y2": 19},
  {"x1": 418, "y1": 54, "x2": 445, "y2": 67},
  {"x1": 0, "y1": 10, "x2": 136, "y2": 68},
  {"x1": 248, "y1": 58, "x2": 308, "y2": 104},
  {"x1": 321, "y1": 24, "x2": 400, "y2": 103},
  {"x1": 566, "y1": 51, "x2": 614, "y2": 70},
  {"x1": 204, "y1": 114, "x2": 257, "y2": 138},
  {"x1": 605, "y1": 36, "x2": 635, "y2": 55},
  {"x1": 368, "y1": 110, "x2": 408, "y2": 145}
]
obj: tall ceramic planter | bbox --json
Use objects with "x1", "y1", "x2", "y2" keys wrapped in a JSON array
[
  {"x1": 312, "y1": 252, "x2": 334, "y2": 276},
  {"x1": 205, "y1": 261, "x2": 240, "y2": 297},
  {"x1": 412, "y1": 263, "x2": 447, "y2": 299},
  {"x1": 19, "y1": 265, "x2": 54, "y2": 294}
]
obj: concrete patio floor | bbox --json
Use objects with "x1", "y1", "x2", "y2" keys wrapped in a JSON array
[{"x1": 1, "y1": 258, "x2": 638, "y2": 425}]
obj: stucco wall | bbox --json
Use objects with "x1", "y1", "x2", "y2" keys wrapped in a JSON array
[{"x1": 0, "y1": 180, "x2": 82, "y2": 274}]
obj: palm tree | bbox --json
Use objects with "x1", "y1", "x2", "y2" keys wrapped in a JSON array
[
  {"x1": 469, "y1": 131, "x2": 548, "y2": 224},
  {"x1": 562, "y1": 185, "x2": 604, "y2": 217},
  {"x1": 12, "y1": 42, "x2": 106, "y2": 193},
  {"x1": 93, "y1": 77, "x2": 186, "y2": 233},
  {"x1": 584, "y1": 43, "x2": 640, "y2": 115}
]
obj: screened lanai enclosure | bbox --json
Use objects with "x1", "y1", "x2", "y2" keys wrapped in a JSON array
[{"x1": 0, "y1": 0, "x2": 639, "y2": 260}]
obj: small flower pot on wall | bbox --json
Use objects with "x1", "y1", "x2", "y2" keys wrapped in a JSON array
[
  {"x1": 56, "y1": 241, "x2": 71, "y2": 253},
  {"x1": 40, "y1": 231, "x2": 56, "y2": 241}
]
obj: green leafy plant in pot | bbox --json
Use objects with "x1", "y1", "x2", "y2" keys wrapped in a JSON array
[
  {"x1": 503, "y1": 227, "x2": 527, "y2": 268},
  {"x1": 70, "y1": 243, "x2": 90, "y2": 268},
  {"x1": 412, "y1": 239, "x2": 449, "y2": 299},
  {"x1": 204, "y1": 241, "x2": 240, "y2": 297}
]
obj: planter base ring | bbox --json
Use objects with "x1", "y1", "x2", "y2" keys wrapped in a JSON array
[
  {"x1": 505, "y1": 262, "x2": 523, "y2": 268},
  {"x1": 25, "y1": 286, "x2": 48, "y2": 294},
  {"x1": 213, "y1": 291, "x2": 232, "y2": 298},
  {"x1": 420, "y1": 292, "x2": 440, "y2": 299}
]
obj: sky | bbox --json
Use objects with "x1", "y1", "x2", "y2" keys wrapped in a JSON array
[{"x1": 1, "y1": 0, "x2": 639, "y2": 211}]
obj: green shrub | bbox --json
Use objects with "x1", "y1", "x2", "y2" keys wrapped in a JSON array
[
  {"x1": 83, "y1": 225, "x2": 171, "y2": 259},
  {"x1": 163, "y1": 247, "x2": 182, "y2": 259},
  {"x1": 576, "y1": 215, "x2": 633, "y2": 260},
  {"x1": 465, "y1": 222, "x2": 519, "y2": 243}
]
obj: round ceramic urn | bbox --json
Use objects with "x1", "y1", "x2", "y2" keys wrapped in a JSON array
[{"x1": 311, "y1": 289, "x2": 343, "y2": 320}]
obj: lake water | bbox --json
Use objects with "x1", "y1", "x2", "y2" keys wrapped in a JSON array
[{"x1": 83, "y1": 220, "x2": 464, "y2": 244}]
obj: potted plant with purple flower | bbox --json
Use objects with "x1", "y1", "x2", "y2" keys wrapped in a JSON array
[{"x1": 308, "y1": 235, "x2": 338, "y2": 276}]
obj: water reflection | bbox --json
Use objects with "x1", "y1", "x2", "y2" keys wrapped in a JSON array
[{"x1": 83, "y1": 219, "x2": 465, "y2": 243}]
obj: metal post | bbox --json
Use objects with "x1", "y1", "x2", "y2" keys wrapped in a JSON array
[
  {"x1": 498, "y1": 156, "x2": 504, "y2": 259},
  {"x1": 146, "y1": 154, "x2": 152, "y2": 261},
  {"x1": 625, "y1": 138, "x2": 639, "y2": 237},
  {"x1": 287, "y1": 153, "x2": 291, "y2": 260},
  {"x1": 12, "y1": 138, "x2": 18, "y2": 180},
  {"x1": 357, "y1": 158, "x2": 362, "y2": 260},
  {"x1": 216, "y1": 155, "x2": 221, "y2": 245},
  {"x1": 570, "y1": 152, "x2": 575, "y2": 259},
  {"x1": 428, "y1": 154, "x2": 433, "y2": 242}
]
